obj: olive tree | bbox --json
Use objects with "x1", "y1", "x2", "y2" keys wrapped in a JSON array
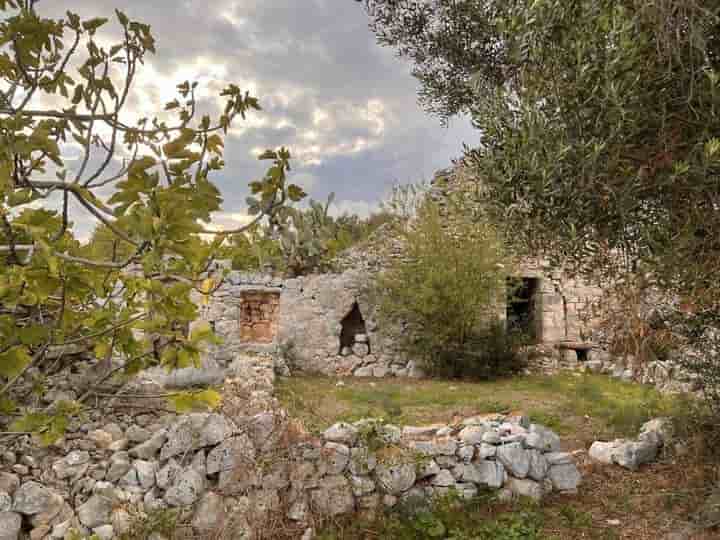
[
  {"x1": 0, "y1": 1, "x2": 305, "y2": 443},
  {"x1": 363, "y1": 0, "x2": 720, "y2": 403}
]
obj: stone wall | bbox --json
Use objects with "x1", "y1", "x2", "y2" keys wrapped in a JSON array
[{"x1": 0, "y1": 398, "x2": 581, "y2": 540}]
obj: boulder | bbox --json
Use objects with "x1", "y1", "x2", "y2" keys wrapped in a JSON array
[{"x1": 588, "y1": 440, "x2": 622, "y2": 465}]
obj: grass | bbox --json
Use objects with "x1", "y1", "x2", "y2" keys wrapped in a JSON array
[{"x1": 276, "y1": 372, "x2": 683, "y2": 445}]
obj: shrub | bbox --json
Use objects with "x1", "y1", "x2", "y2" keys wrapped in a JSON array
[{"x1": 376, "y1": 201, "x2": 524, "y2": 378}]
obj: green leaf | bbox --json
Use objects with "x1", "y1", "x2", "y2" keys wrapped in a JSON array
[
  {"x1": 0, "y1": 346, "x2": 31, "y2": 378},
  {"x1": 287, "y1": 184, "x2": 307, "y2": 202},
  {"x1": 82, "y1": 17, "x2": 109, "y2": 33}
]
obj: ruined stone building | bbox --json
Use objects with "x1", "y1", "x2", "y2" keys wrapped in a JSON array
[{"x1": 192, "y1": 167, "x2": 609, "y2": 379}]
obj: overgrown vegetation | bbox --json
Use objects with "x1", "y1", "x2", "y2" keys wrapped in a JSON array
[
  {"x1": 318, "y1": 491, "x2": 544, "y2": 540},
  {"x1": 375, "y1": 199, "x2": 525, "y2": 378}
]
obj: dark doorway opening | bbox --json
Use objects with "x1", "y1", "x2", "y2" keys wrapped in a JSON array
[
  {"x1": 507, "y1": 278, "x2": 540, "y2": 341},
  {"x1": 339, "y1": 302, "x2": 369, "y2": 354}
]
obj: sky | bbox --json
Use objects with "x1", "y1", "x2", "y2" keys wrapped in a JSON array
[{"x1": 42, "y1": 0, "x2": 476, "y2": 232}]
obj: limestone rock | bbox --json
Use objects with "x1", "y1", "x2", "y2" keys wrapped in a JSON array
[
  {"x1": 588, "y1": 440, "x2": 622, "y2": 465},
  {"x1": 0, "y1": 512, "x2": 21, "y2": 540},
  {"x1": 640, "y1": 418, "x2": 674, "y2": 447},
  {"x1": 508, "y1": 478, "x2": 544, "y2": 501},
  {"x1": 349, "y1": 447, "x2": 377, "y2": 476},
  {"x1": 0, "y1": 474, "x2": 19, "y2": 496},
  {"x1": 456, "y1": 462, "x2": 505, "y2": 488},
  {"x1": 161, "y1": 414, "x2": 235, "y2": 460},
  {"x1": 310, "y1": 475, "x2": 355, "y2": 516},
  {"x1": 375, "y1": 463, "x2": 416, "y2": 495},
  {"x1": 92, "y1": 525, "x2": 115, "y2": 540},
  {"x1": 525, "y1": 424, "x2": 561, "y2": 452},
  {"x1": 12, "y1": 482, "x2": 53, "y2": 515},
  {"x1": 350, "y1": 475, "x2": 376, "y2": 497},
  {"x1": 323, "y1": 423, "x2": 359, "y2": 445},
  {"x1": 613, "y1": 440, "x2": 658, "y2": 471},
  {"x1": 459, "y1": 426, "x2": 487, "y2": 445},
  {"x1": 0, "y1": 491, "x2": 10, "y2": 513},
  {"x1": 77, "y1": 494, "x2": 113, "y2": 528},
  {"x1": 497, "y1": 442, "x2": 530, "y2": 479},
  {"x1": 129, "y1": 430, "x2": 167, "y2": 460},
  {"x1": 528, "y1": 450, "x2": 549, "y2": 481},
  {"x1": 548, "y1": 463, "x2": 582, "y2": 491},
  {"x1": 192, "y1": 492, "x2": 224, "y2": 532},
  {"x1": 320, "y1": 442, "x2": 350, "y2": 475},
  {"x1": 164, "y1": 468, "x2": 205, "y2": 507},
  {"x1": 133, "y1": 460, "x2": 158, "y2": 490},
  {"x1": 156, "y1": 459, "x2": 182, "y2": 490},
  {"x1": 431, "y1": 469, "x2": 456, "y2": 487}
]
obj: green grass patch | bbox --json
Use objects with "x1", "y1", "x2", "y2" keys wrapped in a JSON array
[{"x1": 276, "y1": 373, "x2": 684, "y2": 442}]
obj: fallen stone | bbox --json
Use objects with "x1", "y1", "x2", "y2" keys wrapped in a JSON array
[{"x1": 319, "y1": 442, "x2": 350, "y2": 475}]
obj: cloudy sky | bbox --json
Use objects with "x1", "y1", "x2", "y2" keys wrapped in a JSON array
[{"x1": 43, "y1": 0, "x2": 475, "y2": 230}]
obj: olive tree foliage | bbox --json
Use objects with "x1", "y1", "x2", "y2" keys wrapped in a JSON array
[
  {"x1": 359, "y1": 0, "x2": 507, "y2": 122},
  {"x1": 0, "y1": 1, "x2": 304, "y2": 442}
]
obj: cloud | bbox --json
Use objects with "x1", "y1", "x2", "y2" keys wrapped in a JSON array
[{"x1": 37, "y1": 0, "x2": 475, "y2": 237}]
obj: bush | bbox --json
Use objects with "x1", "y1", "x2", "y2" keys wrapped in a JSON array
[{"x1": 376, "y1": 201, "x2": 524, "y2": 378}]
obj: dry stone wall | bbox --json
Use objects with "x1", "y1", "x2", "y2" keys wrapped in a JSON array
[{"x1": 0, "y1": 391, "x2": 582, "y2": 540}]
